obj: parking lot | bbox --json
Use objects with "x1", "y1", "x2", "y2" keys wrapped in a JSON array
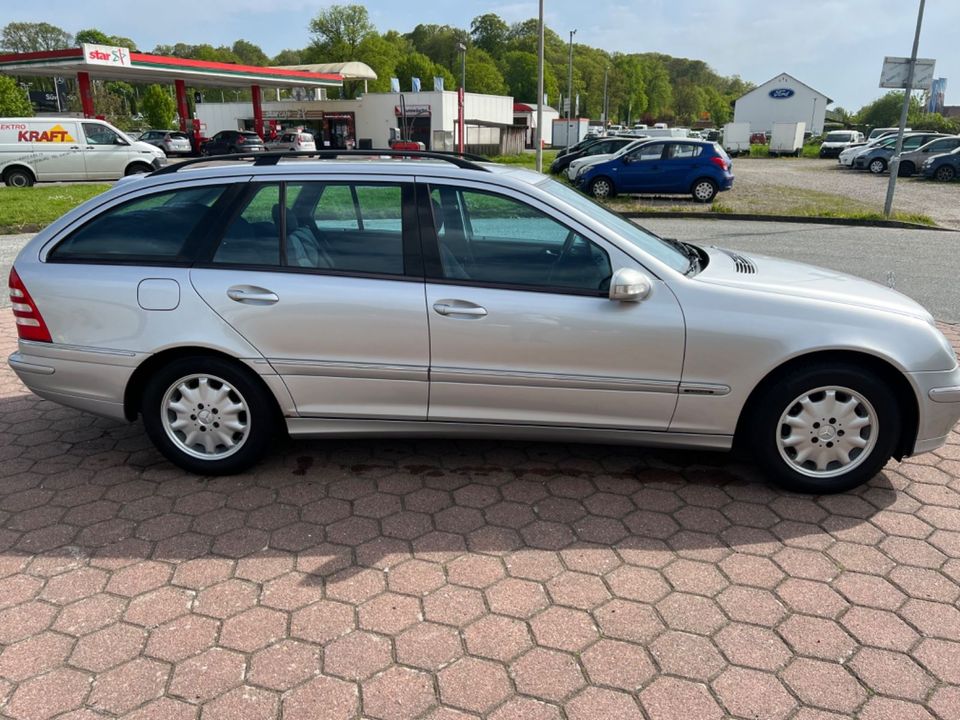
[{"x1": 0, "y1": 307, "x2": 959, "y2": 719}]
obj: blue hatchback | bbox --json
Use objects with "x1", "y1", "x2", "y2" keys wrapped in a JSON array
[{"x1": 575, "y1": 139, "x2": 734, "y2": 202}]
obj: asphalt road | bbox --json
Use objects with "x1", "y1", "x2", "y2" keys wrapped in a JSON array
[{"x1": 2, "y1": 218, "x2": 958, "y2": 322}]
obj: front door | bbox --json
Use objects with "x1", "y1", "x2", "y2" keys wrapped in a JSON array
[
  {"x1": 80, "y1": 123, "x2": 131, "y2": 180},
  {"x1": 420, "y1": 182, "x2": 685, "y2": 430},
  {"x1": 618, "y1": 142, "x2": 667, "y2": 193},
  {"x1": 190, "y1": 178, "x2": 430, "y2": 419}
]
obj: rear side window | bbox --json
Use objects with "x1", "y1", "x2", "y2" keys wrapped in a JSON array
[
  {"x1": 50, "y1": 186, "x2": 227, "y2": 263},
  {"x1": 668, "y1": 144, "x2": 703, "y2": 159}
]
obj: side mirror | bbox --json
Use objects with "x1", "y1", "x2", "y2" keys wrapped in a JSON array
[
  {"x1": 609, "y1": 268, "x2": 652, "y2": 302},
  {"x1": 115, "y1": 137, "x2": 129, "y2": 146}
]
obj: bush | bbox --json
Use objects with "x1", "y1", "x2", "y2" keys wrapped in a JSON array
[
  {"x1": 141, "y1": 84, "x2": 176, "y2": 129},
  {"x1": 0, "y1": 75, "x2": 32, "y2": 116}
]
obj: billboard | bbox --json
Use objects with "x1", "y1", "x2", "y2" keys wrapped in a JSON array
[
  {"x1": 927, "y1": 78, "x2": 947, "y2": 114},
  {"x1": 879, "y1": 57, "x2": 936, "y2": 90}
]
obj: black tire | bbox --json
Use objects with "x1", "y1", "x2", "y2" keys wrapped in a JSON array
[
  {"x1": 589, "y1": 176, "x2": 616, "y2": 199},
  {"x1": 935, "y1": 165, "x2": 956, "y2": 182},
  {"x1": 3, "y1": 167, "x2": 34, "y2": 188},
  {"x1": 141, "y1": 356, "x2": 278, "y2": 475},
  {"x1": 868, "y1": 158, "x2": 887, "y2": 175},
  {"x1": 125, "y1": 163, "x2": 153, "y2": 176},
  {"x1": 898, "y1": 161, "x2": 915, "y2": 177},
  {"x1": 745, "y1": 363, "x2": 900, "y2": 494},
  {"x1": 691, "y1": 178, "x2": 718, "y2": 203}
]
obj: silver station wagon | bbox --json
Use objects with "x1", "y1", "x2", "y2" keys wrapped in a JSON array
[{"x1": 8, "y1": 151, "x2": 960, "y2": 493}]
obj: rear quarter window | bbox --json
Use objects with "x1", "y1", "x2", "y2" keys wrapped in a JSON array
[{"x1": 49, "y1": 186, "x2": 227, "y2": 264}]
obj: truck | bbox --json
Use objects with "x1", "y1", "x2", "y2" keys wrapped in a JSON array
[
  {"x1": 722, "y1": 122, "x2": 751, "y2": 156},
  {"x1": 769, "y1": 122, "x2": 806, "y2": 157},
  {"x1": 551, "y1": 118, "x2": 590, "y2": 148}
]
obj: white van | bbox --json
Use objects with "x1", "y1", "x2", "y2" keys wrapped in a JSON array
[{"x1": 0, "y1": 118, "x2": 166, "y2": 187}]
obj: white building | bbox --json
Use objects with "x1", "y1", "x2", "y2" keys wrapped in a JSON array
[
  {"x1": 734, "y1": 73, "x2": 831, "y2": 135},
  {"x1": 513, "y1": 103, "x2": 560, "y2": 147},
  {"x1": 195, "y1": 91, "x2": 515, "y2": 151}
]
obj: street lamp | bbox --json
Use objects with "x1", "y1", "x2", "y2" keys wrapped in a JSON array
[
  {"x1": 535, "y1": 0, "x2": 545, "y2": 172},
  {"x1": 457, "y1": 42, "x2": 467, "y2": 91},
  {"x1": 567, "y1": 29, "x2": 577, "y2": 120}
]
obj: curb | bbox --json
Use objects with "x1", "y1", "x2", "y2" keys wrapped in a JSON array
[{"x1": 619, "y1": 211, "x2": 950, "y2": 232}]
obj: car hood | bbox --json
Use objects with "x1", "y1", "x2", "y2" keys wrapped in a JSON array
[
  {"x1": 696, "y1": 246, "x2": 932, "y2": 321},
  {"x1": 571, "y1": 153, "x2": 615, "y2": 170},
  {"x1": 133, "y1": 141, "x2": 164, "y2": 155}
]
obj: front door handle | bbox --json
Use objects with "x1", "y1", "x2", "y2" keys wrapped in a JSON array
[
  {"x1": 227, "y1": 286, "x2": 279, "y2": 305},
  {"x1": 433, "y1": 301, "x2": 487, "y2": 318}
]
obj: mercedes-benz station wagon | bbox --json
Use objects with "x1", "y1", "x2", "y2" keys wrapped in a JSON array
[{"x1": 8, "y1": 151, "x2": 960, "y2": 493}]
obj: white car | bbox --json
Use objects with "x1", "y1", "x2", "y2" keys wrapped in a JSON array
[
  {"x1": 568, "y1": 139, "x2": 650, "y2": 180},
  {"x1": 265, "y1": 130, "x2": 317, "y2": 152}
]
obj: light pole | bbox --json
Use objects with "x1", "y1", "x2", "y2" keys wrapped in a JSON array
[
  {"x1": 602, "y1": 66, "x2": 609, "y2": 129},
  {"x1": 884, "y1": 0, "x2": 925, "y2": 217},
  {"x1": 567, "y1": 30, "x2": 577, "y2": 119},
  {"x1": 535, "y1": 0, "x2": 545, "y2": 172},
  {"x1": 457, "y1": 42, "x2": 467, "y2": 91}
]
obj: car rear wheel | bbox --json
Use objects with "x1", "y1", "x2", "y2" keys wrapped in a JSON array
[
  {"x1": 691, "y1": 179, "x2": 718, "y2": 203},
  {"x1": 589, "y1": 177, "x2": 615, "y2": 199},
  {"x1": 869, "y1": 158, "x2": 887, "y2": 174},
  {"x1": 142, "y1": 356, "x2": 277, "y2": 475},
  {"x1": 935, "y1": 165, "x2": 956, "y2": 182},
  {"x1": 898, "y1": 161, "x2": 916, "y2": 177},
  {"x1": 746, "y1": 364, "x2": 899, "y2": 493},
  {"x1": 3, "y1": 167, "x2": 34, "y2": 188}
]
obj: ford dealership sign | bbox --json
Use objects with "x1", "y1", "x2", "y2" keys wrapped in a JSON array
[{"x1": 769, "y1": 88, "x2": 796, "y2": 99}]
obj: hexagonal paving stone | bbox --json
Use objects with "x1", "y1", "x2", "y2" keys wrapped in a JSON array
[
  {"x1": 247, "y1": 639, "x2": 321, "y2": 691},
  {"x1": 283, "y1": 675, "x2": 358, "y2": 720},
  {"x1": 640, "y1": 676, "x2": 723, "y2": 720},
  {"x1": 544, "y1": 571, "x2": 611, "y2": 610},
  {"x1": 396, "y1": 621, "x2": 462, "y2": 670},
  {"x1": 359, "y1": 592, "x2": 423, "y2": 634},
  {"x1": 581, "y1": 638, "x2": 656, "y2": 691},
  {"x1": 4, "y1": 667, "x2": 91, "y2": 720},
  {"x1": 290, "y1": 600, "x2": 355, "y2": 644},
  {"x1": 220, "y1": 606, "x2": 288, "y2": 652},
  {"x1": 123, "y1": 586, "x2": 193, "y2": 627},
  {"x1": 782, "y1": 658, "x2": 867, "y2": 714},
  {"x1": 530, "y1": 606, "x2": 598, "y2": 652},
  {"x1": 87, "y1": 657, "x2": 169, "y2": 715},
  {"x1": 712, "y1": 667, "x2": 796, "y2": 720},
  {"x1": 777, "y1": 615, "x2": 857, "y2": 662},
  {"x1": 841, "y1": 606, "x2": 919, "y2": 651},
  {"x1": 595, "y1": 598, "x2": 665, "y2": 642},
  {"x1": 325, "y1": 567, "x2": 386, "y2": 604},
  {"x1": 144, "y1": 613, "x2": 219, "y2": 662},
  {"x1": 650, "y1": 631, "x2": 725, "y2": 681},
  {"x1": 69, "y1": 623, "x2": 146, "y2": 672},
  {"x1": 849, "y1": 647, "x2": 935, "y2": 701},
  {"x1": 0, "y1": 631, "x2": 74, "y2": 681},
  {"x1": 510, "y1": 647, "x2": 585, "y2": 702},
  {"x1": 714, "y1": 622, "x2": 791, "y2": 670},
  {"x1": 439, "y1": 657, "x2": 512, "y2": 713},
  {"x1": 446, "y1": 554, "x2": 505, "y2": 588},
  {"x1": 324, "y1": 631, "x2": 393, "y2": 680},
  {"x1": 485, "y1": 577, "x2": 549, "y2": 619},
  {"x1": 464, "y1": 614, "x2": 532, "y2": 662},
  {"x1": 169, "y1": 647, "x2": 246, "y2": 702},
  {"x1": 913, "y1": 638, "x2": 960, "y2": 684},
  {"x1": 605, "y1": 565, "x2": 670, "y2": 603},
  {"x1": 195, "y1": 579, "x2": 259, "y2": 619},
  {"x1": 388, "y1": 559, "x2": 446, "y2": 596},
  {"x1": 362, "y1": 666, "x2": 435, "y2": 720},
  {"x1": 201, "y1": 685, "x2": 279, "y2": 720},
  {"x1": 565, "y1": 686, "x2": 644, "y2": 720},
  {"x1": 422, "y1": 585, "x2": 485, "y2": 627}
]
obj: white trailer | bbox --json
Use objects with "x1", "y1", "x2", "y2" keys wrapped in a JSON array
[
  {"x1": 769, "y1": 122, "x2": 806, "y2": 157},
  {"x1": 722, "y1": 122, "x2": 751, "y2": 156},
  {"x1": 551, "y1": 118, "x2": 590, "y2": 148}
]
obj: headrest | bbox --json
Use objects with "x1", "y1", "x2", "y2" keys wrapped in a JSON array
[{"x1": 272, "y1": 204, "x2": 299, "y2": 232}]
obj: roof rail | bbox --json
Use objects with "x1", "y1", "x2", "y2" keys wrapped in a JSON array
[{"x1": 150, "y1": 148, "x2": 492, "y2": 177}]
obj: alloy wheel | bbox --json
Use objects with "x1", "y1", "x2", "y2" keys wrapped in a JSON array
[{"x1": 161, "y1": 374, "x2": 250, "y2": 460}]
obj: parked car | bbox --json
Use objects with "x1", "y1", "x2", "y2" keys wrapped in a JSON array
[
  {"x1": 577, "y1": 139, "x2": 734, "y2": 202},
  {"x1": 607, "y1": 124, "x2": 624, "y2": 135},
  {"x1": 854, "y1": 133, "x2": 950, "y2": 174},
  {"x1": 9, "y1": 150, "x2": 959, "y2": 493},
  {"x1": 897, "y1": 136, "x2": 960, "y2": 176},
  {"x1": 551, "y1": 136, "x2": 638, "y2": 175},
  {"x1": 921, "y1": 145, "x2": 960, "y2": 181},
  {"x1": 566, "y1": 138, "x2": 649, "y2": 180},
  {"x1": 868, "y1": 126, "x2": 909, "y2": 141},
  {"x1": 265, "y1": 130, "x2": 317, "y2": 152},
  {"x1": 750, "y1": 132, "x2": 768, "y2": 145},
  {"x1": 837, "y1": 134, "x2": 893, "y2": 167},
  {"x1": 818, "y1": 130, "x2": 865, "y2": 158},
  {"x1": 201, "y1": 130, "x2": 266, "y2": 156},
  {"x1": 0, "y1": 117, "x2": 165, "y2": 186},
  {"x1": 555, "y1": 136, "x2": 601, "y2": 159},
  {"x1": 138, "y1": 130, "x2": 194, "y2": 157}
]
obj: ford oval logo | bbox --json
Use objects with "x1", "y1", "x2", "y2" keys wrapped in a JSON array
[{"x1": 769, "y1": 88, "x2": 795, "y2": 99}]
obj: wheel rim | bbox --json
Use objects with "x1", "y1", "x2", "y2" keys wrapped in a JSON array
[
  {"x1": 694, "y1": 182, "x2": 714, "y2": 201},
  {"x1": 936, "y1": 167, "x2": 954, "y2": 181},
  {"x1": 592, "y1": 180, "x2": 610, "y2": 198},
  {"x1": 776, "y1": 386, "x2": 878, "y2": 479},
  {"x1": 870, "y1": 160, "x2": 884, "y2": 173},
  {"x1": 9, "y1": 173, "x2": 28, "y2": 187},
  {"x1": 161, "y1": 374, "x2": 250, "y2": 460}
]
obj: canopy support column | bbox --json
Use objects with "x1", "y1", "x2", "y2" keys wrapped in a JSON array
[
  {"x1": 175, "y1": 79, "x2": 189, "y2": 133},
  {"x1": 77, "y1": 71, "x2": 94, "y2": 118},
  {"x1": 251, "y1": 84, "x2": 263, "y2": 138}
]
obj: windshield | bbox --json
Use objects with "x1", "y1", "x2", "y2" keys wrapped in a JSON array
[
  {"x1": 824, "y1": 132, "x2": 852, "y2": 142},
  {"x1": 537, "y1": 177, "x2": 690, "y2": 273}
]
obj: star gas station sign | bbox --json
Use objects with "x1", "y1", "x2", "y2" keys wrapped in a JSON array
[{"x1": 81, "y1": 43, "x2": 131, "y2": 68}]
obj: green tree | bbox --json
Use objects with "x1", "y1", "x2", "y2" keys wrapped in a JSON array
[
  {"x1": 141, "y1": 84, "x2": 176, "y2": 129},
  {"x1": 395, "y1": 52, "x2": 453, "y2": 93},
  {"x1": 642, "y1": 58, "x2": 673, "y2": 118},
  {"x1": 501, "y1": 51, "x2": 559, "y2": 104},
  {"x1": 0, "y1": 22, "x2": 72, "y2": 53},
  {"x1": 309, "y1": 4, "x2": 376, "y2": 58},
  {"x1": 470, "y1": 14, "x2": 509, "y2": 56},
  {"x1": 272, "y1": 49, "x2": 302, "y2": 66},
  {"x1": 0, "y1": 75, "x2": 32, "y2": 116},
  {"x1": 856, "y1": 91, "x2": 922, "y2": 129},
  {"x1": 74, "y1": 29, "x2": 137, "y2": 49},
  {"x1": 232, "y1": 39, "x2": 269, "y2": 66},
  {"x1": 673, "y1": 81, "x2": 707, "y2": 124},
  {"x1": 703, "y1": 86, "x2": 731, "y2": 126},
  {"x1": 405, "y1": 24, "x2": 470, "y2": 71},
  {"x1": 463, "y1": 48, "x2": 507, "y2": 95}
]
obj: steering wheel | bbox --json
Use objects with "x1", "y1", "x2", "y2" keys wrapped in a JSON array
[{"x1": 547, "y1": 230, "x2": 579, "y2": 283}]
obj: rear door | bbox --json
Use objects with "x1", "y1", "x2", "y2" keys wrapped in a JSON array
[
  {"x1": 24, "y1": 121, "x2": 87, "y2": 181},
  {"x1": 659, "y1": 142, "x2": 704, "y2": 192},
  {"x1": 190, "y1": 176, "x2": 430, "y2": 420}
]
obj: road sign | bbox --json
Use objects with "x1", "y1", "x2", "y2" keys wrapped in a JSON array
[{"x1": 880, "y1": 57, "x2": 936, "y2": 89}]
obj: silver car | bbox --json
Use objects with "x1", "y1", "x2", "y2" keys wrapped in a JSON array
[
  {"x1": 8, "y1": 152, "x2": 960, "y2": 493},
  {"x1": 138, "y1": 130, "x2": 193, "y2": 156},
  {"x1": 897, "y1": 135, "x2": 960, "y2": 176}
]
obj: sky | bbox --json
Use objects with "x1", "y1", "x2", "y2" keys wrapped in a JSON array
[{"x1": 6, "y1": 0, "x2": 957, "y2": 111}]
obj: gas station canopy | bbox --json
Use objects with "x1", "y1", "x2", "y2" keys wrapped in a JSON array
[{"x1": 0, "y1": 44, "x2": 343, "y2": 89}]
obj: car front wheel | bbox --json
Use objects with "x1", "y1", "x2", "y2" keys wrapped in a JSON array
[
  {"x1": 691, "y1": 179, "x2": 718, "y2": 203},
  {"x1": 589, "y1": 177, "x2": 615, "y2": 199},
  {"x1": 869, "y1": 158, "x2": 887, "y2": 174},
  {"x1": 746, "y1": 364, "x2": 900, "y2": 493},
  {"x1": 3, "y1": 167, "x2": 34, "y2": 187},
  {"x1": 142, "y1": 356, "x2": 277, "y2": 475}
]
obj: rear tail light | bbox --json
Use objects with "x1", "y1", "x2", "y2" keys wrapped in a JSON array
[
  {"x1": 711, "y1": 156, "x2": 729, "y2": 171},
  {"x1": 9, "y1": 268, "x2": 51, "y2": 343},
  {"x1": 236, "y1": 135, "x2": 246, "y2": 144}
]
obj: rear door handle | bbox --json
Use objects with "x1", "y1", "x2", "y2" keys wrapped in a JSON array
[
  {"x1": 227, "y1": 286, "x2": 279, "y2": 305},
  {"x1": 433, "y1": 301, "x2": 487, "y2": 318}
]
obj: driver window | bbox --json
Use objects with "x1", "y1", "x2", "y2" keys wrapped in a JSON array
[
  {"x1": 429, "y1": 188, "x2": 611, "y2": 293},
  {"x1": 82, "y1": 123, "x2": 121, "y2": 146}
]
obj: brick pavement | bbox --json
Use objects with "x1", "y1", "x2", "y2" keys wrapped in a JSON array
[{"x1": 0, "y1": 316, "x2": 959, "y2": 720}]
